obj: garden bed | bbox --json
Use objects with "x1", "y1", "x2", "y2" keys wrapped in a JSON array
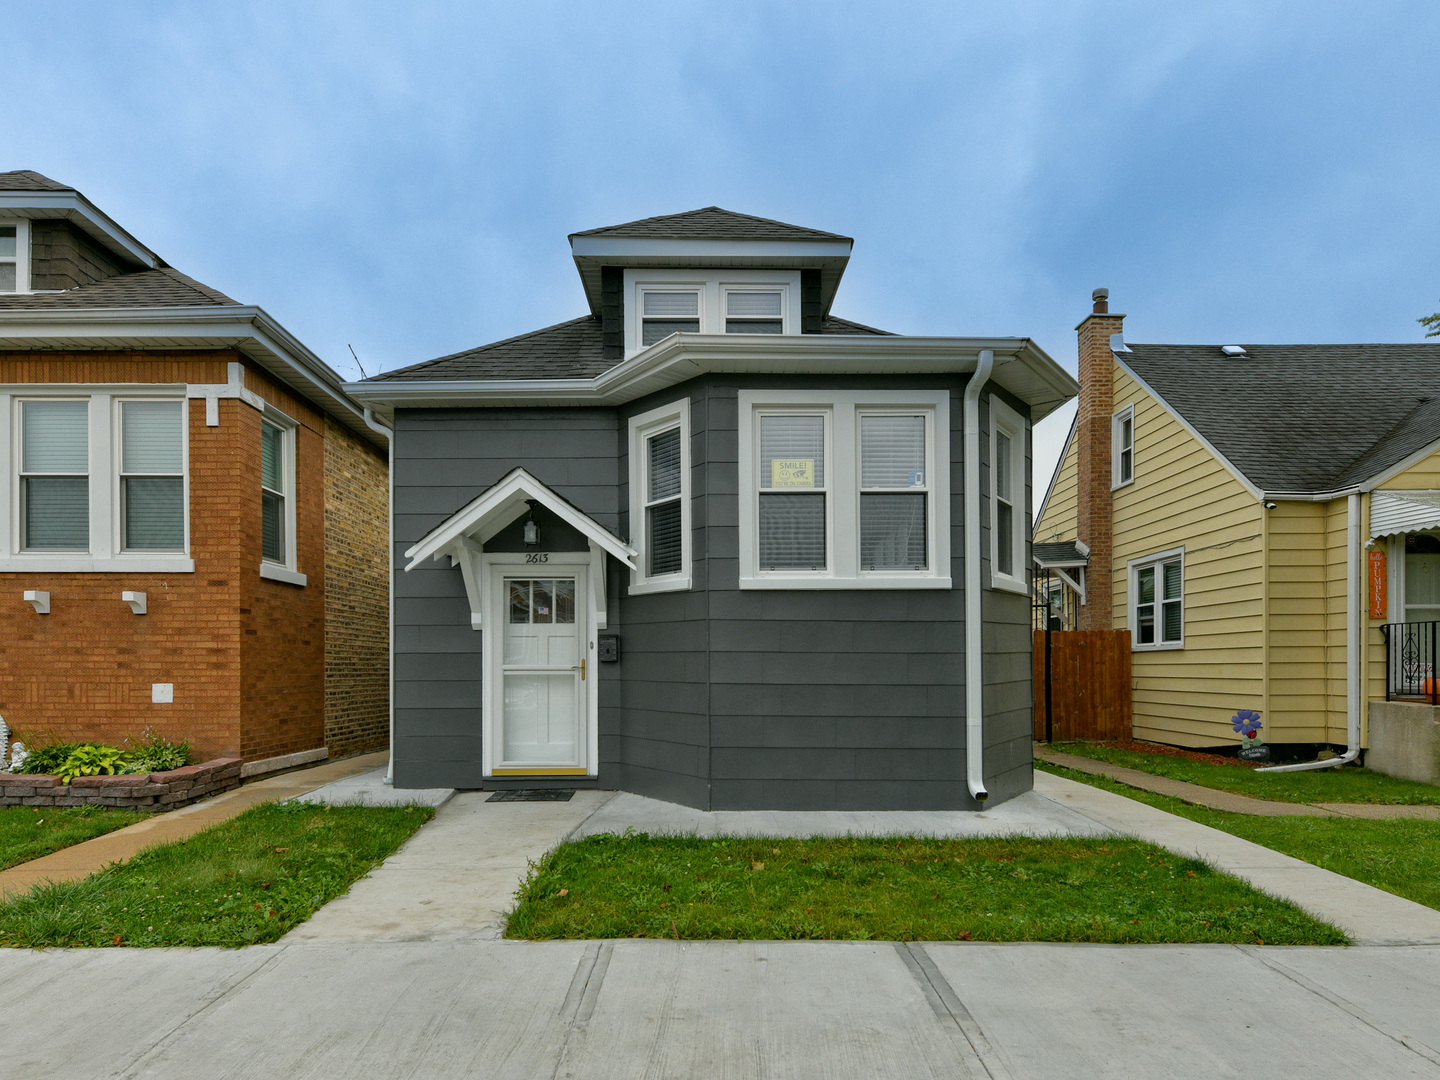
[{"x1": 0, "y1": 758, "x2": 242, "y2": 812}]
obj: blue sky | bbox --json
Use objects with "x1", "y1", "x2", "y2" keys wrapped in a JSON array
[{"x1": 9, "y1": 1, "x2": 1440, "y2": 488}]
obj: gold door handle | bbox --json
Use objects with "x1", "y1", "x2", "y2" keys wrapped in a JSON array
[{"x1": 572, "y1": 660, "x2": 586, "y2": 681}]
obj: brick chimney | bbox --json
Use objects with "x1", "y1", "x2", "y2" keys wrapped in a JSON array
[{"x1": 1075, "y1": 288, "x2": 1123, "y2": 630}]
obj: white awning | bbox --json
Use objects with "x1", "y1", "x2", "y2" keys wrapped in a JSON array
[{"x1": 1370, "y1": 490, "x2": 1440, "y2": 540}]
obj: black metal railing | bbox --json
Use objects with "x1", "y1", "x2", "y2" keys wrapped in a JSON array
[{"x1": 1381, "y1": 621, "x2": 1440, "y2": 704}]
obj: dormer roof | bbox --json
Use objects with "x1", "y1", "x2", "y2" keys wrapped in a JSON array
[
  {"x1": 0, "y1": 169, "x2": 162, "y2": 270},
  {"x1": 569, "y1": 206, "x2": 854, "y2": 317}
]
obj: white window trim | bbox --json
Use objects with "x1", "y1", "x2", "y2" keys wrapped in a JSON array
[
  {"x1": 259, "y1": 405, "x2": 306, "y2": 586},
  {"x1": 624, "y1": 269, "x2": 800, "y2": 356},
  {"x1": 0, "y1": 220, "x2": 30, "y2": 294},
  {"x1": 0, "y1": 385, "x2": 195, "y2": 573},
  {"x1": 1112, "y1": 403, "x2": 1135, "y2": 489},
  {"x1": 737, "y1": 389, "x2": 951, "y2": 590},
  {"x1": 989, "y1": 396, "x2": 1027, "y2": 595},
  {"x1": 1129, "y1": 546, "x2": 1185, "y2": 651},
  {"x1": 627, "y1": 398, "x2": 691, "y2": 595}
]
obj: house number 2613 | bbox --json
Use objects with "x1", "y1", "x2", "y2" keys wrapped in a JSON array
[{"x1": 525, "y1": 553, "x2": 549, "y2": 563}]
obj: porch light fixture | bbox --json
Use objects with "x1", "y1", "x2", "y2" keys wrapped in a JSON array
[{"x1": 523, "y1": 500, "x2": 541, "y2": 547}]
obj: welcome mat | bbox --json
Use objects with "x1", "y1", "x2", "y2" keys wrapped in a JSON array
[{"x1": 486, "y1": 789, "x2": 575, "y2": 802}]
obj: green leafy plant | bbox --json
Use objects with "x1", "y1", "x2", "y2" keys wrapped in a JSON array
[
  {"x1": 15, "y1": 742, "x2": 81, "y2": 775},
  {"x1": 53, "y1": 744, "x2": 128, "y2": 785},
  {"x1": 122, "y1": 727, "x2": 191, "y2": 774}
]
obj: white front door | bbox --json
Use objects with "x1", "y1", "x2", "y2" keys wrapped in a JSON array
[{"x1": 496, "y1": 570, "x2": 586, "y2": 773}]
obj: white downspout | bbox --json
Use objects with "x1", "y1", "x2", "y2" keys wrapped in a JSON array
[
  {"x1": 963, "y1": 349, "x2": 995, "y2": 803},
  {"x1": 1258, "y1": 491, "x2": 1362, "y2": 772},
  {"x1": 362, "y1": 408, "x2": 397, "y2": 785}
]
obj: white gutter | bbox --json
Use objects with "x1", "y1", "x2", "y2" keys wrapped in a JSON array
[
  {"x1": 1259, "y1": 491, "x2": 1363, "y2": 772},
  {"x1": 963, "y1": 349, "x2": 995, "y2": 803},
  {"x1": 363, "y1": 409, "x2": 397, "y2": 786}
]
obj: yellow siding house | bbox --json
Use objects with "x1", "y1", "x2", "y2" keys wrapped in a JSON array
[{"x1": 1037, "y1": 292, "x2": 1440, "y2": 764}]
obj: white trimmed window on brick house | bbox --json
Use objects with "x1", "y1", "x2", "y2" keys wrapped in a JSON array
[
  {"x1": 0, "y1": 387, "x2": 192, "y2": 571},
  {"x1": 259, "y1": 408, "x2": 305, "y2": 586}
]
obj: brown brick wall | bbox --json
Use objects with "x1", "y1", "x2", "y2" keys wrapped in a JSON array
[
  {"x1": 29, "y1": 221, "x2": 127, "y2": 292},
  {"x1": 1075, "y1": 298, "x2": 1124, "y2": 631},
  {"x1": 322, "y1": 414, "x2": 390, "y2": 756},
  {"x1": 0, "y1": 352, "x2": 243, "y2": 758},
  {"x1": 237, "y1": 368, "x2": 327, "y2": 763},
  {"x1": 0, "y1": 350, "x2": 345, "y2": 767}
]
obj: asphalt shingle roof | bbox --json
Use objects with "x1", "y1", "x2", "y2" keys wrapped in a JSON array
[
  {"x1": 372, "y1": 314, "x2": 892, "y2": 382},
  {"x1": 0, "y1": 268, "x2": 236, "y2": 309},
  {"x1": 0, "y1": 170, "x2": 74, "y2": 192},
  {"x1": 1034, "y1": 541, "x2": 1089, "y2": 565},
  {"x1": 1123, "y1": 343, "x2": 1440, "y2": 493},
  {"x1": 570, "y1": 207, "x2": 851, "y2": 243}
]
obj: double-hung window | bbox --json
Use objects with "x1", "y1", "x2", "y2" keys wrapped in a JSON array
[
  {"x1": 120, "y1": 401, "x2": 184, "y2": 550},
  {"x1": 0, "y1": 222, "x2": 27, "y2": 293},
  {"x1": 1113, "y1": 404, "x2": 1135, "y2": 488},
  {"x1": 20, "y1": 400, "x2": 89, "y2": 550},
  {"x1": 859, "y1": 413, "x2": 928, "y2": 570},
  {"x1": 641, "y1": 291, "x2": 700, "y2": 346},
  {"x1": 989, "y1": 397, "x2": 1026, "y2": 593},
  {"x1": 628, "y1": 399, "x2": 690, "y2": 592},
  {"x1": 738, "y1": 390, "x2": 950, "y2": 588},
  {"x1": 261, "y1": 419, "x2": 288, "y2": 563},
  {"x1": 1132, "y1": 549, "x2": 1183, "y2": 649}
]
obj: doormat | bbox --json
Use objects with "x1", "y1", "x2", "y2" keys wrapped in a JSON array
[{"x1": 486, "y1": 789, "x2": 575, "y2": 802}]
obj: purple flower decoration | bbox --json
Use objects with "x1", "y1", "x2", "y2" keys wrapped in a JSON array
[{"x1": 1231, "y1": 709, "x2": 1262, "y2": 738}]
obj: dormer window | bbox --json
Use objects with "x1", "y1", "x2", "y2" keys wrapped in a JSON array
[
  {"x1": 0, "y1": 223, "x2": 25, "y2": 293},
  {"x1": 641, "y1": 291, "x2": 700, "y2": 345},
  {"x1": 725, "y1": 291, "x2": 783, "y2": 334}
]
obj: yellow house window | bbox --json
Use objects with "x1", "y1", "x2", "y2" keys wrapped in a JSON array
[{"x1": 1132, "y1": 549, "x2": 1183, "y2": 650}]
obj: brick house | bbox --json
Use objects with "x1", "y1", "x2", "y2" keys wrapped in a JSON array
[{"x1": 0, "y1": 171, "x2": 389, "y2": 775}]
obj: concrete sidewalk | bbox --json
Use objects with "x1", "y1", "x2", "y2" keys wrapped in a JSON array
[
  {"x1": 0, "y1": 751, "x2": 388, "y2": 898},
  {"x1": 4, "y1": 939, "x2": 1440, "y2": 1079}
]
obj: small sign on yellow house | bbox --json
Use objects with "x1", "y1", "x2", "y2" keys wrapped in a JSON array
[{"x1": 771, "y1": 459, "x2": 815, "y2": 487}]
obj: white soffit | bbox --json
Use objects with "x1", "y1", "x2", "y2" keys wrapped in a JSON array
[
  {"x1": 0, "y1": 191, "x2": 159, "y2": 268},
  {"x1": 1370, "y1": 490, "x2": 1440, "y2": 540}
]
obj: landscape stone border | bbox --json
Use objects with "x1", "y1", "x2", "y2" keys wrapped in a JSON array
[{"x1": 0, "y1": 758, "x2": 243, "y2": 811}]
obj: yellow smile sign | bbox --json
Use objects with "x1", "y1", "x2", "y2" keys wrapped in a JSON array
[{"x1": 771, "y1": 459, "x2": 815, "y2": 488}]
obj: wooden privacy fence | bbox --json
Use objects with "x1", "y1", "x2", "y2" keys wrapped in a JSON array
[{"x1": 1033, "y1": 630, "x2": 1132, "y2": 742}]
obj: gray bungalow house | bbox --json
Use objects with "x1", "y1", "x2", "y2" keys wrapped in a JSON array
[{"x1": 347, "y1": 209, "x2": 1076, "y2": 810}]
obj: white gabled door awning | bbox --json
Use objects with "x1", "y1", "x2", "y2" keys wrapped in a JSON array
[
  {"x1": 1370, "y1": 490, "x2": 1440, "y2": 541},
  {"x1": 403, "y1": 467, "x2": 637, "y2": 571}
]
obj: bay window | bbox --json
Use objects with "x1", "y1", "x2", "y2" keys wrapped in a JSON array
[{"x1": 738, "y1": 390, "x2": 950, "y2": 589}]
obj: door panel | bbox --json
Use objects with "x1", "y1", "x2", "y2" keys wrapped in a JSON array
[{"x1": 498, "y1": 574, "x2": 584, "y2": 771}]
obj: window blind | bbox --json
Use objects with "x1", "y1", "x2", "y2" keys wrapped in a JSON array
[
  {"x1": 861, "y1": 415, "x2": 925, "y2": 488},
  {"x1": 758, "y1": 493, "x2": 826, "y2": 568},
  {"x1": 648, "y1": 428, "x2": 681, "y2": 501},
  {"x1": 648, "y1": 500, "x2": 683, "y2": 576},
  {"x1": 261, "y1": 423, "x2": 283, "y2": 493},
  {"x1": 124, "y1": 479, "x2": 184, "y2": 550},
  {"x1": 726, "y1": 292, "x2": 781, "y2": 317},
  {"x1": 759, "y1": 415, "x2": 824, "y2": 488},
  {"x1": 23, "y1": 401, "x2": 88, "y2": 473},
  {"x1": 24, "y1": 478, "x2": 88, "y2": 550},
  {"x1": 261, "y1": 422, "x2": 285, "y2": 562},
  {"x1": 644, "y1": 292, "x2": 698, "y2": 317},
  {"x1": 122, "y1": 401, "x2": 183, "y2": 473}
]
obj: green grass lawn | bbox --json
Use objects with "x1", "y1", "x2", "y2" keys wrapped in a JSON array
[
  {"x1": 1038, "y1": 761, "x2": 1440, "y2": 912},
  {"x1": 0, "y1": 806, "x2": 147, "y2": 871},
  {"x1": 506, "y1": 833, "x2": 1345, "y2": 945},
  {"x1": 0, "y1": 802, "x2": 433, "y2": 948},
  {"x1": 1050, "y1": 741, "x2": 1440, "y2": 805}
]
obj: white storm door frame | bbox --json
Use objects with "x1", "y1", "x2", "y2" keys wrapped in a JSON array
[{"x1": 481, "y1": 552, "x2": 598, "y2": 778}]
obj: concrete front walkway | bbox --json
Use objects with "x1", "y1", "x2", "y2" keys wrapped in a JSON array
[
  {"x1": 1038, "y1": 747, "x2": 1440, "y2": 819},
  {"x1": 0, "y1": 751, "x2": 388, "y2": 898},
  {"x1": 4, "y1": 940, "x2": 1440, "y2": 1079}
]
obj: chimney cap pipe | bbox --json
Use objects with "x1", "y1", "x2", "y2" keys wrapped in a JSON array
[{"x1": 1091, "y1": 288, "x2": 1109, "y2": 314}]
